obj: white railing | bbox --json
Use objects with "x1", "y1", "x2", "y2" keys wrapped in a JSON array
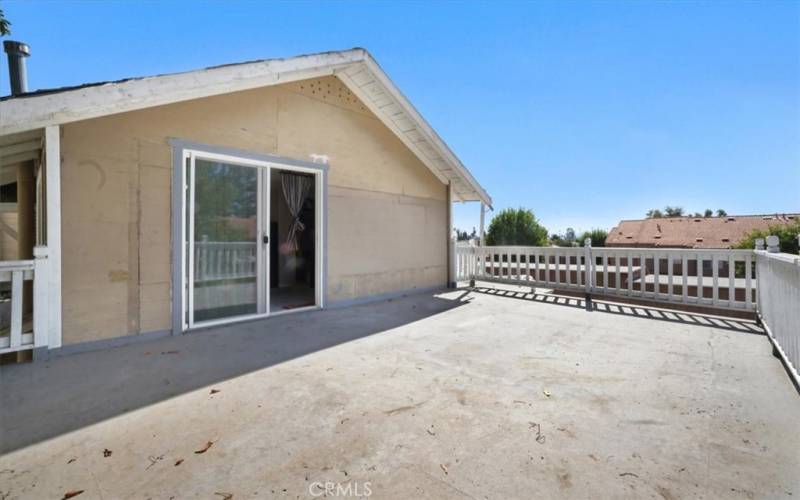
[
  {"x1": 755, "y1": 249, "x2": 800, "y2": 385},
  {"x1": 456, "y1": 243, "x2": 757, "y2": 311},
  {"x1": 0, "y1": 258, "x2": 48, "y2": 354},
  {"x1": 194, "y1": 242, "x2": 257, "y2": 283}
]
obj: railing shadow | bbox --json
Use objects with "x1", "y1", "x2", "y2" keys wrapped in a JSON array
[
  {"x1": 470, "y1": 285, "x2": 764, "y2": 336},
  {"x1": 0, "y1": 288, "x2": 471, "y2": 455}
]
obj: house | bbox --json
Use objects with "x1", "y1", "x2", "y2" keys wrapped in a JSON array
[
  {"x1": 606, "y1": 214, "x2": 798, "y2": 249},
  {"x1": 0, "y1": 45, "x2": 491, "y2": 356}
]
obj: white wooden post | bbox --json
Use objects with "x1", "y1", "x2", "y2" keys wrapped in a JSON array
[
  {"x1": 10, "y1": 270, "x2": 22, "y2": 349},
  {"x1": 447, "y1": 182, "x2": 456, "y2": 288},
  {"x1": 766, "y1": 235, "x2": 780, "y2": 253},
  {"x1": 745, "y1": 252, "x2": 753, "y2": 309},
  {"x1": 667, "y1": 255, "x2": 674, "y2": 300},
  {"x1": 584, "y1": 238, "x2": 592, "y2": 294},
  {"x1": 697, "y1": 253, "x2": 704, "y2": 303},
  {"x1": 727, "y1": 254, "x2": 735, "y2": 306},
  {"x1": 712, "y1": 254, "x2": 719, "y2": 306},
  {"x1": 45, "y1": 125, "x2": 62, "y2": 349},
  {"x1": 479, "y1": 202, "x2": 486, "y2": 247},
  {"x1": 33, "y1": 246, "x2": 49, "y2": 348},
  {"x1": 681, "y1": 254, "x2": 688, "y2": 302},
  {"x1": 755, "y1": 238, "x2": 765, "y2": 251}
]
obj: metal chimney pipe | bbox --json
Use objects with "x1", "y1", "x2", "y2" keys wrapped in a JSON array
[{"x1": 3, "y1": 40, "x2": 30, "y2": 96}]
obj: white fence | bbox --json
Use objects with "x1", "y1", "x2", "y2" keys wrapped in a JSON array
[
  {"x1": 755, "y1": 250, "x2": 800, "y2": 385},
  {"x1": 194, "y1": 242, "x2": 257, "y2": 283},
  {"x1": 456, "y1": 244, "x2": 757, "y2": 311},
  {"x1": 0, "y1": 257, "x2": 48, "y2": 354}
]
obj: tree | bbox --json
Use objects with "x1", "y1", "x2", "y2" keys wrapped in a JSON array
[
  {"x1": 577, "y1": 228, "x2": 608, "y2": 247},
  {"x1": 564, "y1": 227, "x2": 576, "y2": 245},
  {"x1": 735, "y1": 221, "x2": 800, "y2": 254},
  {"x1": 649, "y1": 206, "x2": 727, "y2": 219},
  {"x1": 486, "y1": 208, "x2": 548, "y2": 246},
  {"x1": 193, "y1": 161, "x2": 258, "y2": 242},
  {"x1": 0, "y1": 7, "x2": 10, "y2": 36},
  {"x1": 455, "y1": 228, "x2": 475, "y2": 241},
  {"x1": 664, "y1": 206, "x2": 685, "y2": 217}
]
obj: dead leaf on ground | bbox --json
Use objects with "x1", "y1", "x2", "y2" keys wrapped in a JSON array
[
  {"x1": 174, "y1": 458, "x2": 184, "y2": 466},
  {"x1": 102, "y1": 449, "x2": 112, "y2": 457},
  {"x1": 161, "y1": 350, "x2": 180, "y2": 355},
  {"x1": 194, "y1": 441, "x2": 214, "y2": 454},
  {"x1": 214, "y1": 493, "x2": 233, "y2": 500},
  {"x1": 440, "y1": 463, "x2": 448, "y2": 475},
  {"x1": 63, "y1": 490, "x2": 85, "y2": 499},
  {"x1": 543, "y1": 389, "x2": 552, "y2": 398},
  {"x1": 67, "y1": 458, "x2": 76, "y2": 464},
  {"x1": 210, "y1": 389, "x2": 221, "y2": 394}
]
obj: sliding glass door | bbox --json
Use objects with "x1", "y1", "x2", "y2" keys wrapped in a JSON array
[
  {"x1": 184, "y1": 150, "x2": 322, "y2": 329},
  {"x1": 188, "y1": 156, "x2": 266, "y2": 326}
]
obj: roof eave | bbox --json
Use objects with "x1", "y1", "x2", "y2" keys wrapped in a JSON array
[
  {"x1": 0, "y1": 48, "x2": 491, "y2": 206},
  {"x1": 0, "y1": 49, "x2": 367, "y2": 136}
]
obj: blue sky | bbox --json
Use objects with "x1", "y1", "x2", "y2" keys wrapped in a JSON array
[{"x1": 2, "y1": 0, "x2": 798, "y2": 235}]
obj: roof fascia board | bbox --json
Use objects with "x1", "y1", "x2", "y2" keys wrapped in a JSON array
[
  {"x1": 0, "y1": 48, "x2": 492, "y2": 206},
  {"x1": 335, "y1": 64, "x2": 451, "y2": 188},
  {"x1": 360, "y1": 55, "x2": 492, "y2": 207},
  {"x1": 0, "y1": 50, "x2": 366, "y2": 136}
]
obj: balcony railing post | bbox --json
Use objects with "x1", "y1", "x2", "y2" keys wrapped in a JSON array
[
  {"x1": 766, "y1": 235, "x2": 780, "y2": 253},
  {"x1": 584, "y1": 238, "x2": 593, "y2": 309},
  {"x1": 449, "y1": 232, "x2": 457, "y2": 288},
  {"x1": 469, "y1": 247, "x2": 476, "y2": 287},
  {"x1": 32, "y1": 246, "x2": 50, "y2": 351},
  {"x1": 755, "y1": 238, "x2": 765, "y2": 251}
]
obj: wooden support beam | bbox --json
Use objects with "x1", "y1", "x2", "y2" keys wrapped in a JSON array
[
  {"x1": 479, "y1": 202, "x2": 486, "y2": 246},
  {"x1": 45, "y1": 125, "x2": 62, "y2": 349},
  {"x1": 448, "y1": 182, "x2": 456, "y2": 288}
]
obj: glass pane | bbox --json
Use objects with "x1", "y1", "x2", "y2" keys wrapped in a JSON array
[{"x1": 192, "y1": 159, "x2": 258, "y2": 322}]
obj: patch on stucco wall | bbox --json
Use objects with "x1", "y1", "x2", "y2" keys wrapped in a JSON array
[{"x1": 108, "y1": 269, "x2": 129, "y2": 282}]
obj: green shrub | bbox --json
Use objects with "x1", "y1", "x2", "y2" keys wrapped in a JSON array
[
  {"x1": 735, "y1": 221, "x2": 800, "y2": 254},
  {"x1": 486, "y1": 208, "x2": 548, "y2": 246},
  {"x1": 577, "y1": 228, "x2": 608, "y2": 247}
]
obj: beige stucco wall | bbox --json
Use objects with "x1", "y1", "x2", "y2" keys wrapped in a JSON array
[{"x1": 59, "y1": 76, "x2": 447, "y2": 345}]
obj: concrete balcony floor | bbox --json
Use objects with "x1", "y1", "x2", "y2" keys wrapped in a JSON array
[{"x1": 1, "y1": 283, "x2": 798, "y2": 499}]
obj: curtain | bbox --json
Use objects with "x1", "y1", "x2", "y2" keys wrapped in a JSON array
[{"x1": 281, "y1": 172, "x2": 313, "y2": 252}]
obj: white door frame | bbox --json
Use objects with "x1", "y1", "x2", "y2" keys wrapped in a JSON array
[{"x1": 174, "y1": 143, "x2": 326, "y2": 332}]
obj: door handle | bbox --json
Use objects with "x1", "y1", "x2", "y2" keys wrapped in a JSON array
[{"x1": 263, "y1": 234, "x2": 269, "y2": 245}]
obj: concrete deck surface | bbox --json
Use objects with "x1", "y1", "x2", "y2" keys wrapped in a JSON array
[{"x1": 1, "y1": 285, "x2": 798, "y2": 499}]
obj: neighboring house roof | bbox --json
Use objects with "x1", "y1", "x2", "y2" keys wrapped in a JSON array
[
  {"x1": 0, "y1": 48, "x2": 491, "y2": 206},
  {"x1": 606, "y1": 214, "x2": 799, "y2": 249}
]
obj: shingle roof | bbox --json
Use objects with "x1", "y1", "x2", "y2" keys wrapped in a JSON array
[{"x1": 606, "y1": 214, "x2": 799, "y2": 249}]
